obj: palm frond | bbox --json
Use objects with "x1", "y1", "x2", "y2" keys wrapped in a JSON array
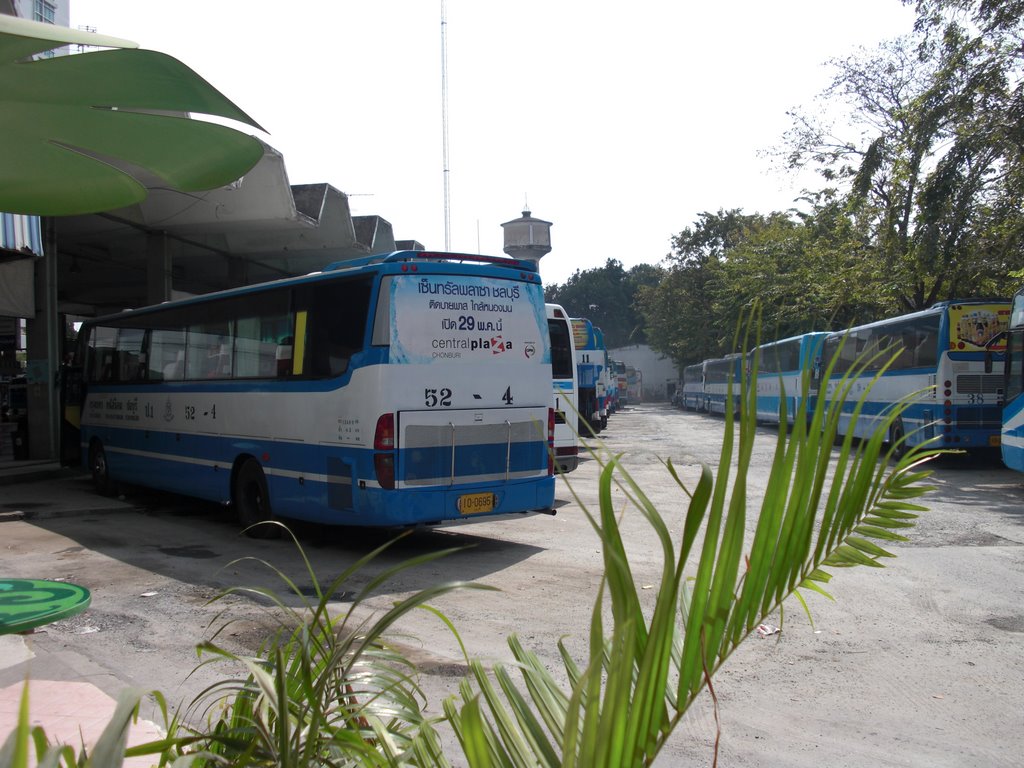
[{"x1": 445, "y1": 312, "x2": 937, "y2": 767}]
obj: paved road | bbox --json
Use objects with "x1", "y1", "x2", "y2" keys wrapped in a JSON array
[{"x1": 3, "y1": 403, "x2": 1022, "y2": 766}]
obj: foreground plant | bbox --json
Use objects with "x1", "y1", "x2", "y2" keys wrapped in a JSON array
[
  {"x1": 0, "y1": 530, "x2": 478, "y2": 768},
  {"x1": 442, "y1": 334, "x2": 937, "y2": 766},
  {"x1": 168, "y1": 527, "x2": 486, "y2": 766}
]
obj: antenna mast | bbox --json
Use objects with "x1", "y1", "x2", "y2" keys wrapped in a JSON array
[{"x1": 441, "y1": 0, "x2": 451, "y2": 250}]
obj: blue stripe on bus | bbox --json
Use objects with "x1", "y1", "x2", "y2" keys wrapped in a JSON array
[{"x1": 82, "y1": 424, "x2": 553, "y2": 525}]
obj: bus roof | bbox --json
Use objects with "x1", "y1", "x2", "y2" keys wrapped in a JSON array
[
  {"x1": 84, "y1": 250, "x2": 541, "y2": 325},
  {"x1": 324, "y1": 250, "x2": 541, "y2": 273},
  {"x1": 824, "y1": 299, "x2": 1009, "y2": 339},
  {"x1": 755, "y1": 330, "x2": 829, "y2": 347}
]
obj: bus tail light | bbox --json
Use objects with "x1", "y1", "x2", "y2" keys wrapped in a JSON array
[
  {"x1": 374, "y1": 413, "x2": 395, "y2": 449},
  {"x1": 547, "y1": 407, "x2": 555, "y2": 476},
  {"x1": 374, "y1": 455, "x2": 395, "y2": 490},
  {"x1": 374, "y1": 413, "x2": 396, "y2": 490}
]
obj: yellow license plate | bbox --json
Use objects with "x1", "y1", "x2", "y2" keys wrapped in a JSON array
[
  {"x1": 458, "y1": 492, "x2": 495, "y2": 515},
  {"x1": 989, "y1": 435, "x2": 1001, "y2": 447}
]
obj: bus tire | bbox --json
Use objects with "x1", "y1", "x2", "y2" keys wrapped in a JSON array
[
  {"x1": 89, "y1": 440, "x2": 114, "y2": 496},
  {"x1": 234, "y1": 459, "x2": 279, "y2": 539},
  {"x1": 891, "y1": 419, "x2": 907, "y2": 459}
]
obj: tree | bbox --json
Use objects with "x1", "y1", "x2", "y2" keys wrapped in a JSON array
[
  {"x1": 911, "y1": 0, "x2": 1024, "y2": 292},
  {"x1": 782, "y1": 20, "x2": 1024, "y2": 310},
  {"x1": 544, "y1": 259, "x2": 662, "y2": 348},
  {"x1": 639, "y1": 210, "x2": 811, "y2": 369}
]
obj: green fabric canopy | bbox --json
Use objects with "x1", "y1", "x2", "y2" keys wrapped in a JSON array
[{"x1": 0, "y1": 14, "x2": 265, "y2": 216}]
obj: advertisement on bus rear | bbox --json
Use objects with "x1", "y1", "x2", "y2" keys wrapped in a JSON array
[
  {"x1": 949, "y1": 303, "x2": 1010, "y2": 351},
  {"x1": 389, "y1": 275, "x2": 548, "y2": 365}
]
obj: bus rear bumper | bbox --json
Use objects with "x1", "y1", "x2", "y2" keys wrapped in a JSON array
[{"x1": 343, "y1": 477, "x2": 556, "y2": 527}]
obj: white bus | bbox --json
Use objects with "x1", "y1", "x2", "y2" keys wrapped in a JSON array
[
  {"x1": 546, "y1": 303, "x2": 579, "y2": 472},
  {"x1": 77, "y1": 251, "x2": 556, "y2": 535},
  {"x1": 680, "y1": 361, "x2": 705, "y2": 411},
  {"x1": 703, "y1": 354, "x2": 743, "y2": 415}
]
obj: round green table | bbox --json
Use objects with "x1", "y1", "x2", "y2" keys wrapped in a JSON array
[{"x1": 0, "y1": 578, "x2": 91, "y2": 634}]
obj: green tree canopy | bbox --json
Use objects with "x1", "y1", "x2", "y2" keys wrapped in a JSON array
[
  {"x1": 544, "y1": 259, "x2": 663, "y2": 348},
  {"x1": 781, "y1": 15, "x2": 1024, "y2": 309}
]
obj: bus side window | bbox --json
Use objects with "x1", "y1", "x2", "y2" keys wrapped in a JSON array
[
  {"x1": 276, "y1": 338, "x2": 293, "y2": 377},
  {"x1": 116, "y1": 327, "x2": 146, "y2": 382},
  {"x1": 914, "y1": 322, "x2": 938, "y2": 367},
  {"x1": 152, "y1": 329, "x2": 185, "y2": 381},
  {"x1": 302, "y1": 278, "x2": 372, "y2": 378},
  {"x1": 186, "y1": 324, "x2": 231, "y2": 380},
  {"x1": 87, "y1": 326, "x2": 118, "y2": 383}
]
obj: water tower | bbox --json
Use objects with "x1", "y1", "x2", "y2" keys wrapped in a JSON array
[{"x1": 501, "y1": 208, "x2": 552, "y2": 264}]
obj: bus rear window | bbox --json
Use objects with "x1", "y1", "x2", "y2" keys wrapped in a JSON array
[{"x1": 548, "y1": 319, "x2": 574, "y2": 379}]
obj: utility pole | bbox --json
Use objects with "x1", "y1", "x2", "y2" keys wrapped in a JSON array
[{"x1": 440, "y1": 0, "x2": 451, "y2": 250}]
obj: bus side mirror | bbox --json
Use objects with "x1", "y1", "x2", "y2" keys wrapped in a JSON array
[{"x1": 984, "y1": 352, "x2": 993, "y2": 374}]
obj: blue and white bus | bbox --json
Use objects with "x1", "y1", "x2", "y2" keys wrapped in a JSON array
[
  {"x1": 1001, "y1": 288, "x2": 1024, "y2": 470},
  {"x1": 571, "y1": 317, "x2": 604, "y2": 435},
  {"x1": 77, "y1": 251, "x2": 556, "y2": 535},
  {"x1": 751, "y1": 332, "x2": 828, "y2": 425},
  {"x1": 815, "y1": 301, "x2": 1009, "y2": 452},
  {"x1": 703, "y1": 354, "x2": 744, "y2": 415},
  {"x1": 680, "y1": 362, "x2": 706, "y2": 411},
  {"x1": 546, "y1": 303, "x2": 579, "y2": 472}
]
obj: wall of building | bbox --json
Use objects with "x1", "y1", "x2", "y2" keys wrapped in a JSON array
[
  {"x1": 607, "y1": 344, "x2": 679, "y2": 402},
  {"x1": 8, "y1": 0, "x2": 70, "y2": 27}
]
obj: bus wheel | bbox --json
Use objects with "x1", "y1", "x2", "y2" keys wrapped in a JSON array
[
  {"x1": 89, "y1": 440, "x2": 114, "y2": 496},
  {"x1": 890, "y1": 419, "x2": 907, "y2": 459},
  {"x1": 234, "y1": 460, "x2": 279, "y2": 539}
]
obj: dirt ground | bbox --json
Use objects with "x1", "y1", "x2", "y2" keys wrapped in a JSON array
[{"x1": 2, "y1": 403, "x2": 1022, "y2": 766}]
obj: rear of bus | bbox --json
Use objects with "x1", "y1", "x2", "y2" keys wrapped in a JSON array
[
  {"x1": 361, "y1": 253, "x2": 555, "y2": 524},
  {"x1": 816, "y1": 301, "x2": 1009, "y2": 450},
  {"x1": 681, "y1": 362, "x2": 704, "y2": 411},
  {"x1": 546, "y1": 304, "x2": 579, "y2": 473},
  {"x1": 593, "y1": 327, "x2": 608, "y2": 430},
  {"x1": 571, "y1": 318, "x2": 601, "y2": 434},
  {"x1": 940, "y1": 302, "x2": 1011, "y2": 450}
]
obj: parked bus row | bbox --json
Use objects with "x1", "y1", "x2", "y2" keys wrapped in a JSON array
[
  {"x1": 676, "y1": 300, "x2": 1011, "y2": 456},
  {"x1": 544, "y1": 306, "x2": 639, "y2": 473}
]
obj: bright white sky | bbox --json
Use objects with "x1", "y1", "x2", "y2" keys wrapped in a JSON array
[{"x1": 71, "y1": 0, "x2": 918, "y2": 286}]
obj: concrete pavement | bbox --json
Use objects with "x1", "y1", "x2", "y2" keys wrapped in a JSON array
[{"x1": 0, "y1": 462, "x2": 163, "y2": 765}]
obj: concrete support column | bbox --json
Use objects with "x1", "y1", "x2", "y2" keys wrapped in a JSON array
[
  {"x1": 24, "y1": 218, "x2": 59, "y2": 460},
  {"x1": 146, "y1": 231, "x2": 172, "y2": 304}
]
